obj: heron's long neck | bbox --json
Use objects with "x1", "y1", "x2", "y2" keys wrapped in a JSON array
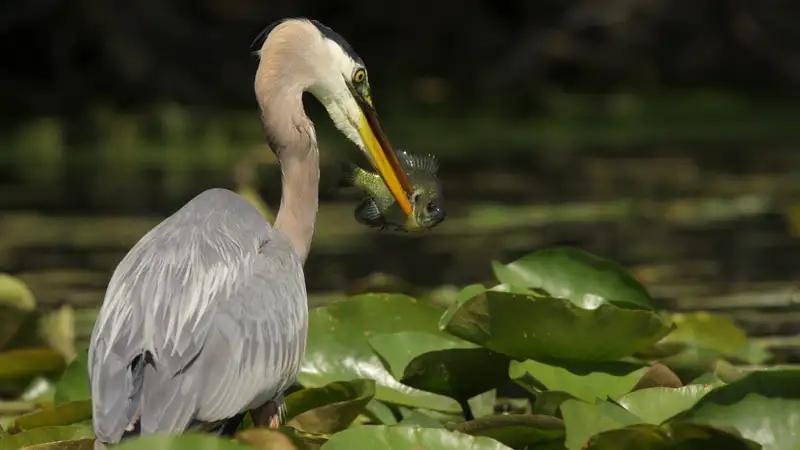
[
  {"x1": 259, "y1": 85, "x2": 320, "y2": 264},
  {"x1": 274, "y1": 148, "x2": 319, "y2": 264}
]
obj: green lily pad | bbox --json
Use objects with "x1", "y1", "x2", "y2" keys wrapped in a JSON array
[
  {"x1": 440, "y1": 289, "x2": 673, "y2": 362},
  {"x1": 511, "y1": 360, "x2": 648, "y2": 403},
  {"x1": 320, "y1": 425, "x2": 513, "y2": 449},
  {"x1": 533, "y1": 391, "x2": 575, "y2": 417},
  {"x1": 687, "y1": 373, "x2": 725, "y2": 387},
  {"x1": 54, "y1": 348, "x2": 90, "y2": 405},
  {"x1": 663, "y1": 312, "x2": 750, "y2": 357},
  {"x1": 0, "y1": 274, "x2": 37, "y2": 350},
  {"x1": 491, "y1": 247, "x2": 654, "y2": 310},
  {"x1": 0, "y1": 348, "x2": 66, "y2": 380},
  {"x1": 299, "y1": 294, "x2": 460, "y2": 413},
  {"x1": 283, "y1": 379, "x2": 375, "y2": 434},
  {"x1": 368, "y1": 331, "x2": 511, "y2": 402},
  {"x1": 398, "y1": 407, "x2": 445, "y2": 428},
  {"x1": 0, "y1": 425, "x2": 93, "y2": 450},
  {"x1": 452, "y1": 414, "x2": 566, "y2": 449},
  {"x1": 236, "y1": 427, "x2": 326, "y2": 449},
  {"x1": 363, "y1": 400, "x2": 397, "y2": 425},
  {"x1": 468, "y1": 390, "x2": 497, "y2": 419},
  {"x1": 9, "y1": 400, "x2": 92, "y2": 433},
  {"x1": 616, "y1": 385, "x2": 716, "y2": 425},
  {"x1": 671, "y1": 369, "x2": 800, "y2": 450},
  {"x1": 560, "y1": 399, "x2": 644, "y2": 450},
  {"x1": 114, "y1": 434, "x2": 251, "y2": 450},
  {"x1": 585, "y1": 423, "x2": 761, "y2": 449},
  {"x1": 16, "y1": 439, "x2": 95, "y2": 450}
]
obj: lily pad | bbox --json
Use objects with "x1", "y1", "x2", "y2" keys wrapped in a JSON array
[
  {"x1": 440, "y1": 289, "x2": 673, "y2": 362},
  {"x1": 363, "y1": 400, "x2": 397, "y2": 425},
  {"x1": 114, "y1": 434, "x2": 251, "y2": 450},
  {"x1": 54, "y1": 348, "x2": 90, "y2": 405},
  {"x1": 0, "y1": 348, "x2": 66, "y2": 380},
  {"x1": 0, "y1": 274, "x2": 36, "y2": 349},
  {"x1": 672, "y1": 369, "x2": 800, "y2": 450},
  {"x1": 616, "y1": 385, "x2": 716, "y2": 425},
  {"x1": 398, "y1": 407, "x2": 445, "y2": 428},
  {"x1": 452, "y1": 414, "x2": 566, "y2": 449},
  {"x1": 663, "y1": 312, "x2": 750, "y2": 357},
  {"x1": 236, "y1": 427, "x2": 326, "y2": 450},
  {"x1": 511, "y1": 359, "x2": 648, "y2": 403},
  {"x1": 560, "y1": 399, "x2": 644, "y2": 450},
  {"x1": 368, "y1": 331, "x2": 511, "y2": 401},
  {"x1": 283, "y1": 379, "x2": 375, "y2": 434},
  {"x1": 585, "y1": 423, "x2": 760, "y2": 450},
  {"x1": 16, "y1": 438, "x2": 95, "y2": 450},
  {"x1": 320, "y1": 425, "x2": 513, "y2": 449},
  {"x1": 9, "y1": 400, "x2": 92, "y2": 433},
  {"x1": 532, "y1": 391, "x2": 575, "y2": 417},
  {"x1": 0, "y1": 425, "x2": 92, "y2": 450},
  {"x1": 491, "y1": 247, "x2": 655, "y2": 310},
  {"x1": 631, "y1": 363, "x2": 683, "y2": 390},
  {"x1": 299, "y1": 294, "x2": 460, "y2": 413}
]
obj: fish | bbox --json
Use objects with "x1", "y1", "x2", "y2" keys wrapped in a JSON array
[{"x1": 347, "y1": 149, "x2": 445, "y2": 232}]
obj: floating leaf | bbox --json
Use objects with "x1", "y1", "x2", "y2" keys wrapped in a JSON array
[
  {"x1": 511, "y1": 359, "x2": 648, "y2": 403},
  {"x1": 368, "y1": 331, "x2": 511, "y2": 402},
  {"x1": 362, "y1": 400, "x2": 397, "y2": 425},
  {"x1": 236, "y1": 427, "x2": 325, "y2": 450},
  {"x1": 398, "y1": 407, "x2": 445, "y2": 428},
  {"x1": 453, "y1": 414, "x2": 565, "y2": 449},
  {"x1": 560, "y1": 399, "x2": 644, "y2": 450},
  {"x1": 54, "y1": 348, "x2": 90, "y2": 405},
  {"x1": 0, "y1": 425, "x2": 92, "y2": 450},
  {"x1": 114, "y1": 434, "x2": 251, "y2": 450},
  {"x1": 283, "y1": 379, "x2": 375, "y2": 434},
  {"x1": 491, "y1": 247, "x2": 655, "y2": 310},
  {"x1": 672, "y1": 369, "x2": 800, "y2": 450},
  {"x1": 0, "y1": 348, "x2": 65, "y2": 381},
  {"x1": 664, "y1": 312, "x2": 749, "y2": 356},
  {"x1": 532, "y1": 391, "x2": 575, "y2": 417},
  {"x1": 616, "y1": 385, "x2": 716, "y2": 425},
  {"x1": 440, "y1": 289, "x2": 672, "y2": 362},
  {"x1": 299, "y1": 294, "x2": 459, "y2": 412},
  {"x1": 9, "y1": 400, "x2": 92, "y2": 433},
  {"x1": 630, "y1": 363, "x2": 683, "y2": 390},
  {"x1": 17, "y1": 438, "x2": 95, "y2": 450},
  {"x1": 0, "y1": 274, "x2": 36, "y2": 349},
  {"x1": 320, "y1": 425, "x2": 513, "y2": 449},
  {"x1": 585, "y1": 423, "x2": 760, "y2": 450}
]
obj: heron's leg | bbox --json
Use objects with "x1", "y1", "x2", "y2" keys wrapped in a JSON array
[
  {"x1": 219, "y1": 412, "x2": 246, "y2": 436},
  {"x1": 249, "y1": 401, "x2": 280, "y2": 429}
]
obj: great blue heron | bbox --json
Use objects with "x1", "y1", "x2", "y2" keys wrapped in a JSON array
[{"x1": 88, "y1": 18, "x2": 415, "y2": 447}]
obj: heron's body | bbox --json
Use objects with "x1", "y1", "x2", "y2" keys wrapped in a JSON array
[
  {"x1": 89, "y1": 188, "x2": 306, "y2": 441},
  {"x1": 88, "y1": 18, "x2": 415, "y2": 447}
]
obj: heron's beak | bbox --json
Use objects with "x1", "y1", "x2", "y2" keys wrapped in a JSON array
[{"x1": 354, "y1": 100, "x2": 414, "y2": 216}]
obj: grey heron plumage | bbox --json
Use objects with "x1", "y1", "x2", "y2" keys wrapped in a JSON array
[{"x1": 88, "y1": 18, "x2": 414, "y2": 447}]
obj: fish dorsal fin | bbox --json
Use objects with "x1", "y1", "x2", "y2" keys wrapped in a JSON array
[{"x1": 397, "y1": 149, "x2": 439, "y2": 174}]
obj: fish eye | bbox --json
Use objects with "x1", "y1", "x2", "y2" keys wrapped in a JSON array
[
  {"x1": 426, "y1": 202, "x2": 439, "y2": 214},
  {"x1": 353, "y1": 68, "x2": 367, "y2": 84}
]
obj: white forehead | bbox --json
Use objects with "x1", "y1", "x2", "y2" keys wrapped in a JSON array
[{"x1": 322, "y1": 37, "x2": 362, "y2": 77}]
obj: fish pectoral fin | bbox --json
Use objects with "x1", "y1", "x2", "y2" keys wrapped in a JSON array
[{"x1": 354, "y1": 198, "x2": 385, "y2": 228}]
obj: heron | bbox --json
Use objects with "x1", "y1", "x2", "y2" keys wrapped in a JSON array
[{"x1": 88, "y1": 17, "x2": 415, "y2": 447}]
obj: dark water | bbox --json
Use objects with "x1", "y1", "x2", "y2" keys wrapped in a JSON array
[{"x1": 2, "y1": 145, "x2": 799, "y2": 360}]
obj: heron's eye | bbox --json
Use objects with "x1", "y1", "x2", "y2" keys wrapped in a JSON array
[{"x1": 353, "y1": 68, "x2": 367, "y2": 84}]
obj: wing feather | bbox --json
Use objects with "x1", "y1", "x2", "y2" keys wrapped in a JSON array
[{"x1": 89, "y1": 188, "x2": 307, "y2": 442}]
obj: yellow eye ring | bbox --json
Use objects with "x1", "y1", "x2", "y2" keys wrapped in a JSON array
[{"x1": 353, "y1": 69, "x2": 366, "y2": 83}]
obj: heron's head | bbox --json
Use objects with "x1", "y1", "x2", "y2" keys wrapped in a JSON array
[{"x1": 255, "y1": 18, "x2": 414, "y2": 216}]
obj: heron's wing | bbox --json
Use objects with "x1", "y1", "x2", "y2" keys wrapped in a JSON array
[{"x1": 88, "y1": 188, "x2": 306, "y2": 442}]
